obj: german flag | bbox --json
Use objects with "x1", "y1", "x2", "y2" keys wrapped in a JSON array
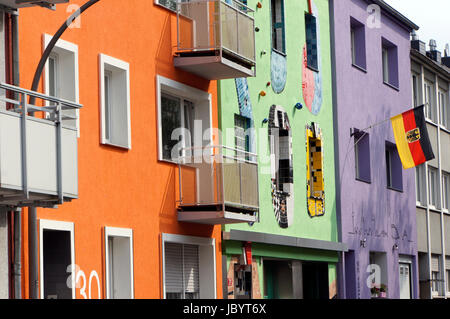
[{"x1": 391, "y1": 105, "x2": 434, "y2": 169}]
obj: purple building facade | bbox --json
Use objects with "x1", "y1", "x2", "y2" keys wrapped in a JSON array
[{"x1": 330, "y1": 0, "x2": 420, "y2": 299}]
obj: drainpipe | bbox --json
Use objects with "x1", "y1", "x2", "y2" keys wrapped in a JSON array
[
  {"x1": 13, "y1": 208, "x2": 21, "y2": 299},
  {"x1": 28, "y1": 207, "x2": 38, "y2": 299},
  {"x1": 11, "y1": 10, "x2": 22, "y2": 300},
  {"x1": 328, "y1": 0, "x2": 346, "y2": 299}
]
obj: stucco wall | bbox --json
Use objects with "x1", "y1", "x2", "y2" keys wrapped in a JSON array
[
  {"x1": 220, "y1": 0, "x2": 338, "y2": 244},
  {"x1": 331, "y1": 0, "x2": 418, "y2": 299}
]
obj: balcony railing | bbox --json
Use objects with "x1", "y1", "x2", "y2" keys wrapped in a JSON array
[
  {"x1": 177, "y1": 145, "x2": 259, "y2": 224},
  {"x1": 174, "y1": 0, "x2": 256, "y2": 80},
  {"x1": 0, "y1": 0, "x2": 69, "y2": 9},
  {"x1": 0, "y1": 83, "x2": 81, "y2": 207}
]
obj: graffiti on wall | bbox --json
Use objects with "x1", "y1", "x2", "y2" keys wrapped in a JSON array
[
  {"x1": 269, "y1": 105, "x2": 294, "y2": 228},
  {"x1": 348, "y1": 207, "x2": 414, "y2": 243},
  {"x1": 306, "y1": 123, "x2": 325, "y2": 217},
  {"x1": 302, "y1": 0, "x2": 323, "y2": 115}
]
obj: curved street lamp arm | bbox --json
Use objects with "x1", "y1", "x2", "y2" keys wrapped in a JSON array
[{"x1": 29, "y1": 0, "x2": 100, "y2": 104}]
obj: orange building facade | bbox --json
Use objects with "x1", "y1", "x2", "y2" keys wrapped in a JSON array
[{"x1": 13, "y1": 0, "x2": 237, "y2": 299}]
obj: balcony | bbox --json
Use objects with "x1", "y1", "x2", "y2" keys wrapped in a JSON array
[
  {"x1": 177, "y1": 146, "x2": 259, "y2": 225},
  {"x1": 0, "y1": 83, "x2": 81, "y2": 208},
  {"x1": 174, "y1": 0, "x2": 256, "y2": 80},
  {"x1": 0, "y1": 0, "x2": 69, "y2": 9}
]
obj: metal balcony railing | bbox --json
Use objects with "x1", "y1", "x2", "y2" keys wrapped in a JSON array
[
  {"x1": 176, "y1": 0, "x2": 256, "y2": 66},
  {"x1": 0, "y1": 83, "x2": 81, "y2": 207},
  {"x1": 178, "y1": 145, "x2": 259, "y2": 213}
]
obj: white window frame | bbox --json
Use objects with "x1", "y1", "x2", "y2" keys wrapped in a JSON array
[
  {"x1": 104, "y1": 226, "x2": 134, "y2": 299},
  {"x1": 438, "y1": 88, "x2": 448, "y2": 129},
  {"x1": 161, "y1": 233, "x2": 216, "y2": 299},
  {"x1": 415, "y1": 165, "x2": 426, "y2": 206},
  {"x1": 39, "y1": 219, "x2": 75, "y2": 299},
  {"x1": 428, "y1": 167, "x2": 439, "y2": 209},
  {"x1": 443, "y1": 172, "x2": 449, "y2": 213},
  {"x1": 156, "y1": 75, "x2": 212, "y2": 163},
  {"x1": 43, "y1": 34, "x2": 80, "y2": 137},
  {"x1": 382, "y1": 47, "x2": 389, "y2": 84},
  {"x1": 99, "y1": 53, "x2": 132, "y2": 149},
  {"x1": 424, "y1": 80, "x2": 436, "y2": 123}
]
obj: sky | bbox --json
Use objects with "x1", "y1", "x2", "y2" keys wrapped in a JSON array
[{"x1": 384, "y1": 0, "x2": 450, "y2": 54}]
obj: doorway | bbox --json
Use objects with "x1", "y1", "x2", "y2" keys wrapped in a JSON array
[
  {"x1": 302, "y1": 262, "x2": 329, "y2": 299},
  {"x1": 399, "y1": 262, "x2": 412, "y2": 299}
]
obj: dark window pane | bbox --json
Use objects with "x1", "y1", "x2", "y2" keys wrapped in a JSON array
[{"x1": 161, "y1": 95, "x2": 181, "y2": 161}]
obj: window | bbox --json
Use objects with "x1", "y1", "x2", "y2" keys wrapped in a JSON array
[
  {"x1": 446, "y1": 257, "x2": 450, "y2": 294},
  {"x1": 43, "y1": 34, "x2": 79, "y2": 135},
  {"x1": 164, "y1": 243, "x2": 199, "y2": 299},
  {"x1": 350, "y1": 17, "x2": 366, "y2": 70},
  {"x1": 104, "y1": 227, "x2": 134, "y2": 299},
  {"x1": 415, "y1": 164, "x2": 426, "y2": 205},
  {"x1": 99, "y1": 54, "x2": 131, "y2": 149},
  {"x1": 386, "y1": 142, "x2": 403, "y2": 191},
  {"x1": 160, "y1": 94, "x2": 194, "y2": 161},
  {"x1": 305, "y1": 13, "x2": 318, "y2": 70},
  {"x1": 39, "y1": 220, "x2": 75, "y2": 299},
  {"x1": 443, "y1": 172, "x2": 449, "y2": 212},
  {"x1": 447, "y1": 269, "x2": 450, "y2": 294},
  {"x1": 354, "y1": 130, "x2": 371, "y2": 183},
  {"x1": 381, "y1": 38, "x2": 399, "y2": 88},
  {"x1": 428, "y1": 167, "x2": 439, "y2": 209},
  {"x1": 162, "y1": 233, "x2": 216, "y2": 299},
  {"x1": 439, "y1": 89, "x2": 448, "y2": 129},
  {"x1": 234, "y1": 114, "x2": 251, "y2": 157},
  {"x1": 156, "y1": 0, "x2": 177, "y2": 11},
  {"x1": 271, "y1": 0, "x2": 285, "y2": 54},
  {"x1": 424, "y1": 81, "x2": 436, "y2": 123},
  {"x1": 431, "y1": 255, "x2": 441, "y2": 296},
  {"x1": 412, "y1": 75, "x2": 419, "y2": 107},
  {"x1": 157, "y1": 75, "x2": 212, "y2": 163}
]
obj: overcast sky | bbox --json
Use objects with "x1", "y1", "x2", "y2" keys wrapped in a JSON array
[{"x1": 384, "y1": 0, "x2": 450, "y2": 54}]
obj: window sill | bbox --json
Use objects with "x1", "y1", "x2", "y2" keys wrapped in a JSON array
[
  {"x1": 356, "y1": 177, "x2": 371, "y2": 184},
  {"x1": 383, "y1": 81, "x2": 399, "y2": 91},
  {"x1": 101, "y1": 141, "x2": 130, "y2": 150},
  {"x1": 387, "y1": 186, "x2": 403, "y2": 193},
  {"x1": 426, "y1": 119, "x2": 438, "y2": 127},
  {"x1": 158, "y1": 157, "x2": 180, "y2": 166},
  {"x1": 307, "y1": 65, "x2": 319, "y2": 73},
  {"x1": 272, "y1": 48, "x2": 287, "y2": 58},
  {"x1": 439, "y1": 125, "x2": 450, "y2": 134},
  {"x1": 351, "y1": 63, "x2": 367, "y2": 73}
]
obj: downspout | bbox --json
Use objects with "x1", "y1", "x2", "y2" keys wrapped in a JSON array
[
  {"x1": 328, "y1": 0, "x2": 346, "y2": 299},
  {"x1": 13, "y1": 208, "x2": 21, "y2": 299},
  {"x1": 27, "y1": 0, "x2": 101, "y2": 300},
  {"x1": 11, "y1": 10, "x2": 22, "y2": 300}
]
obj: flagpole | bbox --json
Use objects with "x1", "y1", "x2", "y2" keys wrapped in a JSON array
[
  {"x1": 340, "y1": 103, "x2": 428, "y2": 189},
  {"x1": 350, "y1": 103, "x2": 428, "y2": 137}
]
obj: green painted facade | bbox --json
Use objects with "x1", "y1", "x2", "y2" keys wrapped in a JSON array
[
  {"x1": 219, "y1": 0, "x2": 339, "y2": 298},
  {"x1": 219, "y1": 0, "x2": 338, "y2": 243}
]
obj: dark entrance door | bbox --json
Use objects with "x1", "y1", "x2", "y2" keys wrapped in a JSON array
[{"x1": 302, "y1": 262, "x2": 329, "y2": 299}]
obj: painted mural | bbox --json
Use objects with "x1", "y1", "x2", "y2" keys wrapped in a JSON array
[
  {"x1": 269, "y1": 105, "x2": 294, "y2": 228},
  {"x1": 306, "y1": 123, "x2": 325, "y2": 217},
  {"x1": 271, "y1": 49, "x2": 287, "y2": 94},
  {"x1": 302, "y1": 0, "x2": 323, "y2": 115},
  {"x1": 235, "y1": 77, "x2": 256, "y2": 154}
]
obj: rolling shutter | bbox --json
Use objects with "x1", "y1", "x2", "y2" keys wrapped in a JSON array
[
  {"x1": 183, "y1": 244, "x2": 199, "y2": 295},
  {"x1": 164, "y1": 243, "x2": 183, "y2": 295},
  {"x1": 164, "y1": 243, "x2": 199, "y2": 298},
  {"x1": 431, "y1": 255, "x2": 440, "y2": 272},
  {"x1": 446, "y1": 257, "x2": 450, "y2": 270}
]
